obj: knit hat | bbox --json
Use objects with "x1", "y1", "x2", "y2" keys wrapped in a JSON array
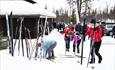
[{"x1": 90, "y1": 18, "x2": 96, "y2": 24}]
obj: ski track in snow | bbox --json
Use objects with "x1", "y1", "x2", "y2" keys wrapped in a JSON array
[{"x1": 0, "y1": 29, "x2": 115, "y2": 70}]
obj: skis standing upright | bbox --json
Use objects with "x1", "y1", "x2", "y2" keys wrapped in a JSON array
[
  {"x1": 24, "y1": 27, "x2": 30, "y2": 58},
  {"x1": 9, "y1": 12, "x2": 14, "y2": 56},
  {"x1": 39, "y1": 16, "x2": 47, "y2": 61},
  {"x1": 5, "y1": 13, "x2": 12, "y2": 54},
  {"x1": 34, "y1": 34, "x2": 41, "y2": 60},
  {"x1": 13, "y1": 19, "x2": 20, "y2": 54},
  {"x1": 34, "y1": 18, "x2": 40, "y2": 60},
  {"x1": 29, "y1": 18, "x2": 41, "y2": 60},
  {"x1": 21, "y1": 25, "x2": 24, "y2": 56},
  {"x1": 18, "y1": 17, "x2": 24, "y2": 56},
  {"x1": 29, "y1": 33, "x2": 40, "y2": 60},
  {"x1": 27, "y1": 28, "x2": 32, "y2": 57}
]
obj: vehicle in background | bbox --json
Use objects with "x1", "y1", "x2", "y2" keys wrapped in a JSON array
[{"x1": 104, "y1": 22, "x2": 115, "y2": 36}]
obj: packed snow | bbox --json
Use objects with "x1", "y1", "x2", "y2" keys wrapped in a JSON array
[{"x1": 0, "y1": 29, "x2": 115, "y2": 70}]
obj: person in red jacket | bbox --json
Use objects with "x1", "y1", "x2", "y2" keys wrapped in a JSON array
[
  {"x1": 63, "y1": 26, "x2": 71, "y2": 52},
  {"x1": 86, "y1": 19, "x2": 102, "y2": 64}
]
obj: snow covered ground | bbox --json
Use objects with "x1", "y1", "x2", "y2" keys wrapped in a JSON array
[{"x1": 0, "y1": 29, "x2": 115, "y2": 70}]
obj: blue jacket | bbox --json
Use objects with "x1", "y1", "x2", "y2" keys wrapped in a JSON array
[{"x1": 42, "y1": 40, "x2": 55, "y2": 57}]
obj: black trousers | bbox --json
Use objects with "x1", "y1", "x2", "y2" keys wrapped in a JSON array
[{"x1": 91, "y1": 41, "x2": 102, "y2": 61}]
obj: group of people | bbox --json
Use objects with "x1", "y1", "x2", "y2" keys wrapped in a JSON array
[
  {"x1": 63, "y1": 19, "x2": 103, "y2": 64},
  {"x1": 63, "y1": 23, "x2": 81, "y2": 54},
  {"x1": 37, "y1": 18, "x2": 103, "y2": 64},
  {"x1": 86, "y1": 19, "x2": 103, "y2": 64}
]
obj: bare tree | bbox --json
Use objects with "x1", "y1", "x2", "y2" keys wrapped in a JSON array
[
  {"x1": 54, "y1": 9, "x2": 69, "y2": 23},
  {"x1": 71, "y1": 9, "x2": 77, "y2": 24},
  {"x1": 67, "y1": 0, "x2": 93, "y2": 22},
  {"x1": 109, "y1": 6, "x2": 115, "y2": 21}
]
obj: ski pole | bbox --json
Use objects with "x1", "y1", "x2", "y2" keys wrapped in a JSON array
[{"x1": 81, "y1": 16, "x2": 86, "y2": 65}]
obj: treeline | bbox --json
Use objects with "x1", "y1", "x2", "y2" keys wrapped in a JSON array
[
  {"x1": 87, "y1": 5, "x2": 115, "y2": 22},
  {"x1": 54, "y1": 4, "x2": 115, "y2": 23},
  {"x1": 54, "y1": 8, "x2": 70, "y2": 23},
  {"x1": 54, "y1": 8, "x2": 77, "y2": 24}
]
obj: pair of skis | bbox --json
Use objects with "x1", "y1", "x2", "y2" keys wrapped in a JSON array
[
  {"x1": 13, "y1": 17, "x2": 25, "y2": 57},
  {"x1": 18, "y1": 17, "x2": 24, "y2": 56},
  {"x1": 29, "y1": 18, "x2": 41, "y2": 60},
  {"x1": 6, "y1": 13, "x2": 31, "y2": 57},
  {"x1": 6, "y1": 12, "x2": 25, "y2": 56},
  {"x1": 5, "y1": 12, "x2": 14, "y2": 56},
  {"x1": 14, "y1": 17, "x2": 32, "y2": 57},
  {"x1": 5, "y1": 13, "x2": 12, "y2": 54},
  {"x1": 39, "y1": 16, "x2": 48, "y2": 61},
  {"x1": 29, "y1": 16, "x2": 48, "y2": 61},
  {"x1": 13, "y1": 18, "x2": 21, "y2": 55},
  {"x1": 24, "y1": 27, "x2": 31, "y2": 58},
  {"x1": 29, "y1": 33, "x2": 41, "y2": 60}
]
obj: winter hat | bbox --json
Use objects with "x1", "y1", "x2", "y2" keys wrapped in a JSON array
[{"x1": 90, "y1": 18, "x2": 96, "y2": 24}]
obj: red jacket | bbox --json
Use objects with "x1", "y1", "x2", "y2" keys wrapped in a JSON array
[
  {"x1": 85, "y1": 26, "x2": 102, "y2": 42},
  {"x1": 63, "y1": 27, "x2": 71, "y2": 37}
]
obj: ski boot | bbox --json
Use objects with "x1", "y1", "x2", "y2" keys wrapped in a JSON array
[
  {"x1": 47, "y1": 56, "x2": 51, "y2": 60},
  {"x1": 98, "y1": 57, "x2": 102, "y2": 64},
  {"x1": 89, "y1": 58, "x2": 95, "y2": 64}
]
